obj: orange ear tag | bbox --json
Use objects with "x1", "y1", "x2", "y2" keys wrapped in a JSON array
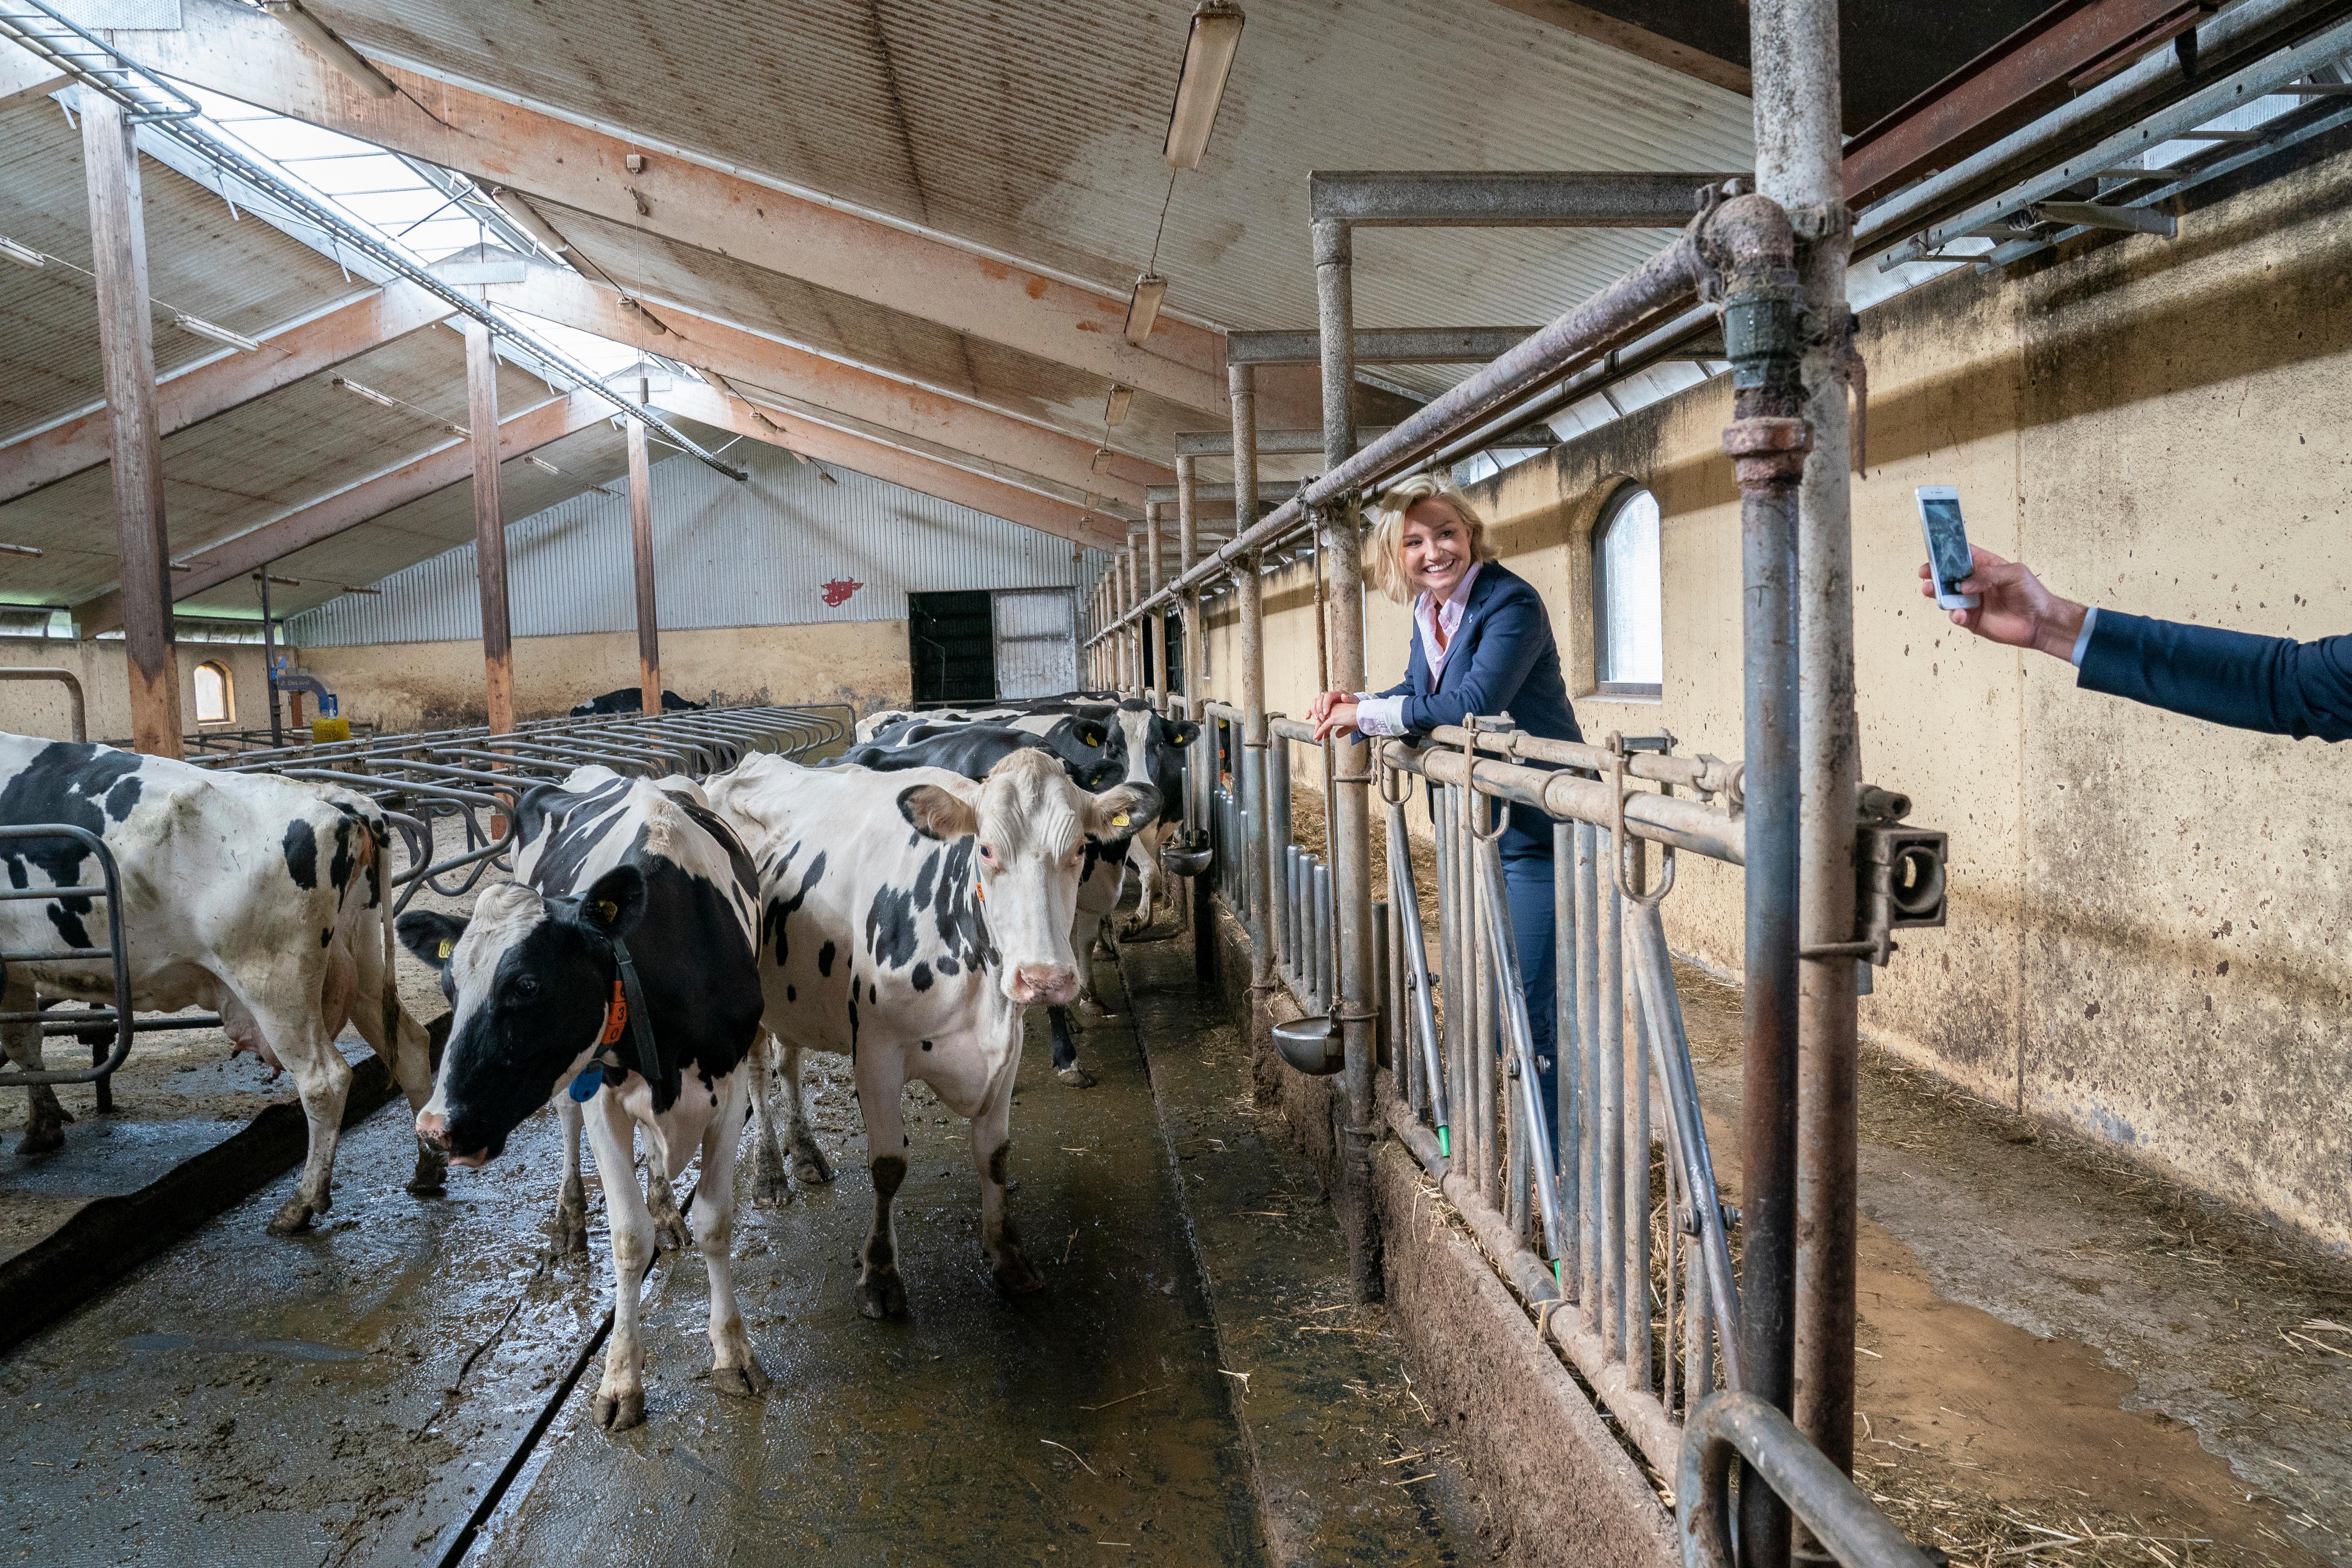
[{"x1": 599, "y1": 978, "x2": 628, "y2": 1046}]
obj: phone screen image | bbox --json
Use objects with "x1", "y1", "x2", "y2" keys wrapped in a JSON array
[{"x1": 1921, "y1": 496, "x2": 1973, "y2": 589}]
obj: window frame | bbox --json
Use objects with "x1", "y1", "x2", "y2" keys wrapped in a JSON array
[
  {"x1": 192, "y1": 660, "x2": 235, "y2": 726},
  {"x1": 1589, "y1": 483, "x2": 1664, "y2": 700}
]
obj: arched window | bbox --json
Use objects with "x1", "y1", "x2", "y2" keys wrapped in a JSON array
[
  {"x1": 1592, "y1": 484, "x2": 1662, "y2": 696},
  {"x1": 193, "y1": 660, "x2": 234, "y2": 725}
]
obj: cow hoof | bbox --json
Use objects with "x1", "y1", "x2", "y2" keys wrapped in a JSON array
[
  {"x1": 1075, "y1": 997, "x2": 1110, "y2": 1019},
  {"x1": 406, "y1": 1146, "x2": 447, "y2": 1196},
  {"x1": 549, "y1": 1205, "x2": 590, "y2": 1256},
  {"x1": 592, "y1": 1386, "x2": 645, "y2": 1432},
  {"x1": 266, "y1": 1197, "x2": 318, "y2": 1236},
  {"x1": 790, "y1": 1142, "x2": 835, "y2": 1186},
  {"x1": 653, "y1": 1215, "x2": 692, "y2": 1255},
  {"x1": 991, "y1": 1249, "x2": 1048, "y2": 1296},
  {"x1": 711, "y1": 1357, "x2": 771, "y2": 1399},
  {"x1": 1055, "y1": 1066, "x2": 1098, "y2": 1088},
  {"x1": 749, "y1": 1159, "x2": 792, "y2": 1208},
  {"x1": 857, "y1": 1269, "x2": 908, "y2": 1320},
  {"x1": 16, "y1": 1121, "x2": 65, "y2": 1156}
]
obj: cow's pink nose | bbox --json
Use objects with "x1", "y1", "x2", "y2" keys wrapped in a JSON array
[
  {"x1": 1012, "y1": 964, "x2": 1077, "y2": 1004},
  {"x1": 415, "y1": 1109, "x2": 449, "y2": 1148}
]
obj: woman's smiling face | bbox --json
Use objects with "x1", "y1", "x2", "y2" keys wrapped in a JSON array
[{"x1": 1400, "y1": 500, "x2": 1473, "y2": 601}]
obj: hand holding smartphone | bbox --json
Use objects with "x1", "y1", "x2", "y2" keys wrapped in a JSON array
[{"x1": 1915, "y1": 487, "x2": 1980, "y2": 610}]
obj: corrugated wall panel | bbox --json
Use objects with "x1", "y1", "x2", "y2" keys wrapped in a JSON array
[{"x1": 287, "y1": 441, "x2": 1110, "y2": 647}]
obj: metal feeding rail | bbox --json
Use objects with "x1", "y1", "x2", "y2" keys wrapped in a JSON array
[{"x1": 0, "y1": 704, "x2": 850, "y2": 1099}]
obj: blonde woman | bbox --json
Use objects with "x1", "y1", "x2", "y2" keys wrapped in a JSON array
[{"x1": 1308, "y1": 474, "x2": 1580, "y2": 1163}]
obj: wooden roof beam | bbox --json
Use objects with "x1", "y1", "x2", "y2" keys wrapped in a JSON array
[
  {"x1": 0, "y1": 281, "x2": 458, "y2": 505},
  {"x1": 120, "y1": 0, "x2": 1231, "y2": 416}
]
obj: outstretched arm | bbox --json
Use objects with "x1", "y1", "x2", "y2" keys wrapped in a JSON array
[{"x1": 1398, "y1": 595, "x2": 1548, "y2": 734}]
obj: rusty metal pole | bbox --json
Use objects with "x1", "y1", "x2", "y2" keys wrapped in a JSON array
[
  {"x1": 80, "y1": 94, "x2": 183, "y2": 758},
  {"x1": 1756, "y1": 0, "x2": 1865, "y2": 1522},
  {"x1": 1233, "y1": 362, "x2": 1277, "y2": 1051},
  {"x1": 1316, "y1": 215, "x2": 1382, "y2": 1302},
  {"x1": 1144, "y1": 502, "x2": 1166, "y2": 713},
  {"x1": 1177, "y1": 454, "x2": 1214, "y2": 980},
  {"x1": 1122, "y1": 538, "x2": 1142, "y2": 698},
  {"x1": 628, "y1": 380, "x2": 663, "y2": 719},
  {"x1": 257, "y1": 570, "x2": 283, "y2": 749},
  {"x1": 1717, "y1": 190, "x2": 1808, "y2": 1568},
  {"x1": 465, "y1": 319, "x2": 515, "y2": 734}
]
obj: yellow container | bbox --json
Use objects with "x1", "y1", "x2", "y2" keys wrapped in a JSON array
[{"x1": 311, "y1": 716, "x2": 351, "y2": 744}]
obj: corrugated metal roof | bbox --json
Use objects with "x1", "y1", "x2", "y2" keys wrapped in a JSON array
[
  {"x1": 313, "y1": 0, "x2": 1754, "y2": 385},
  {"x1": 0, "y1": 89, "x2": 368, "y2": 443},
  {"x1": 286, "y1": 434, "x2": 1110, "y2": 645},
  {"x1": 0, "y1": 325, "x2": 557, "y2": 606}
]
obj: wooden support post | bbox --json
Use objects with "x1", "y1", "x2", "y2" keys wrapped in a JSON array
[
  {"x1": 465, "y1": 319, "x2": 515, "y2": 734},
  {"x1": 627, "y1": 390, "x2": 661, "y2": 718},
  {"x1": 80, "y1": 94, "x2": 182, "y2": 757}
]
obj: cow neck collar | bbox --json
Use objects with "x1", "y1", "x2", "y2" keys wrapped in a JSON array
[{"x1": 554, "y1": 907, "x2": 674, "y2": 1107}]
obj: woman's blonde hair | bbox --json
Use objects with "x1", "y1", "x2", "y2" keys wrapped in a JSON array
[{"x1": 1363, "y1": 473, "x2": 1497, "y2": 603}]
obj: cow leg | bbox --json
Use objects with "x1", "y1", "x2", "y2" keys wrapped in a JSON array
[
  {"x1": 744, "y1": 1034, "x2": 792, "y2": 1208},
  {"x1": 583, "y1": 1094, "x2": 653, "y2": 1432},
  {"x1": 777, "y1": 1040, "x2": 834, "y2": 1186},
  {"x1": 550, "y1": 1096, "x2": 590, "y2": 1255},
  {"x1": 341, "y1": 949, "x2": 444, "y2": 1197},
  {"x1": 253, "y1": 998, "x2": 354, "y2": 1235},
  {"x1": 1121, "y1": 845, "x2": 1162, "y2": 937},
  {"x1": 642, "y1": 1131, "x2": 692, "y2": 1255},
  {"x1": 3, "y1": 984, "x2": 68, "y2": 1155},
  {"x1": 852, "y1": 1048, "x2": 909, "y2": 1320},
  {"x1": 1046, "y1": 1006, "x2": 1094, "y2": 1088},
  {"x1": 970, "y1": 1050, "x2": 1043, "y2": 1295},
  {"x1": 693, "y1": 1074, "x2": 769, "y2": 1399}
]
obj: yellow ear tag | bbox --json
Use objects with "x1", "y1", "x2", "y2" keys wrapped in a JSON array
[
  {"x1": 594, "y1": 899, "x2": 619, "y2": 924},
  {"x1": 437, "y1": 939, "x2": 452, "y2": 960},
  {"x1": 1111, "y1": 812, "x2": 1130, "y2": 828}
]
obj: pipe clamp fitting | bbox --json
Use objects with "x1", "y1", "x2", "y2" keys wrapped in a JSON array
[{"x1": 1721, "y1": 415, "x2": 1812, "y2": 485}]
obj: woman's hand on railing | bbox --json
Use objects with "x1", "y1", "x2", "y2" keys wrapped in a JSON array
[{"x1": 1308, "y1": 689, "x2": 1361, "y2": 743}]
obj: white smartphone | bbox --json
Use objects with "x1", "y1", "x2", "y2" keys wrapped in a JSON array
[{"x1": 1914, "y1": 485, "x2": 1980, "y2": 610}]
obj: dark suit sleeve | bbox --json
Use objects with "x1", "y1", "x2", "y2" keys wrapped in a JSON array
[
  {"x1": 1371, "y1": 677, "x2": 1414, "y2": 700},
  {"x1": 1399, "y1": 589, "x2": 1549, "y2": 734},
  {"x1": 2077, "y1": 609, "x2": 2352, "y2": 742}
]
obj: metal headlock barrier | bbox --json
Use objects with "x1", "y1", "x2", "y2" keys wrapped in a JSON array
[{"x1": 0, "y1": 703, "x2": 851, "y2": 1097}]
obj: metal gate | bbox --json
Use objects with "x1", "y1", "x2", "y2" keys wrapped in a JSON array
[{"x1": 992, "y1": 588, "x2": 1078, "y2": 700}]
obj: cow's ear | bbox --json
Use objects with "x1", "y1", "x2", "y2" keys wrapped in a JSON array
[
  {"x1": 1073, "y1": 719, "x2": 1107, "y2": 749},
  {"x1": 899, "y1": 781, "x2": 980, "y2": 841},
  {"x1": 1167, "y1": 719, "x2": 1201, "y2": 747},
  {"x1": 1084, "y1": 782, "x2": 1161, "y2": 842},
  {"x1": 397, "y1": 910, "x2": 468, "y2": 970},
  {"x1": 579, "y1": 863, "x2": 648, "y2": 939}
]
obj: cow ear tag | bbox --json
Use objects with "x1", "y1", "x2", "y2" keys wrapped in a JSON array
[
  {"x1": 598, "y1": 979, "x2": 628, "y2": 1046},
  {"x1": 436, "y1": 939, "x2": 452, "y2": 960},
  {"x1": 592, "y1": 898, "x2": 619, "y2": 925},
  {"x1": 1111, "y1": 812, "x2": 1130, "y2": 828}
]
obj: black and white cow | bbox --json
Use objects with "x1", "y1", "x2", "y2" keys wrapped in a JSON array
[
  {"x1": 819, "y1": 723, "x2": 1145, "y2": 1087},
  {"x1": 0, "y1": 735, "x2": 440, "y2": 1233},
  {"x1": 569, "y1": 687, "x2": 707, "y2": 716},
  {"x1": 396, "y1": 766, "x2": 769, "y2": 1432},
  {"x1": 705, "y1": 749, "x2": 1155, "y2": 1316},
  {"x1": 837, "y1": 720, "x2": 1122, "y2": 793}
]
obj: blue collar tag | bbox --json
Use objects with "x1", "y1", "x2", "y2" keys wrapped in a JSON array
[{"x1": 567, "y1": 1065, "x2": 604, "y2": 1103}]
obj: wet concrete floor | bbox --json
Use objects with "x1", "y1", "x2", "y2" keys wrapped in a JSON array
[{"x1": 4, "y1": 925, "x2": 1478, "y2": 1567}]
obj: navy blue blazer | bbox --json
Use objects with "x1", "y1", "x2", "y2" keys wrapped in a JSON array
[
  {"x1": 2080, "y1": 610, "x2": 2352, "y2": 742},
  {"x1": 1372, "y1": 562, "x2": 1582, "y2": 855}
]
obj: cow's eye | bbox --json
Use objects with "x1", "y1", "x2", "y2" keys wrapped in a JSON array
[
  {"x1": 979, "y1": 843, "x2": 996, "y2": 863},
  {"x1": 512, "y1": 974, "x2": 538, "y2": 999}
]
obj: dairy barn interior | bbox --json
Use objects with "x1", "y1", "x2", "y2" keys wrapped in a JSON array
[{"x1": 0, "y1": 0, "x2": 2348, "y2": 1563}]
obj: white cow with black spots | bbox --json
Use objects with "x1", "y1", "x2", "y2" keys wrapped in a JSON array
[
  {"x1": 0, "y1": 735, "x2": 440, "y2": 1233},
  {"x1": 705, "y1": 748, "x2": 1155, "y2": 1316}
]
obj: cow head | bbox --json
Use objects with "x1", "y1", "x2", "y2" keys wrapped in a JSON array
[
  {"x1": 1105, "y1": 701, "x2": 1199, "y2": 830},
  {"x1": 396, "y1": 864, "x2": 648, "y2": 1166},
  {"x1": 896, "y1": 748, "x2": 1155, "y2": 1006}
]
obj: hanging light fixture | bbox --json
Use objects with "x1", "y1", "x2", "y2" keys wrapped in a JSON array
[
  {"x1": 1091, "y1": 447, "x2": 1115, "y2": 476},
  {"x1": 524, "y1": 454, "x2": 562, "y2": 475},
  {"x1": 334, "y1": 376, "x2": 401, "y2": 410},
  {"x1": 1104, "y1": 384, "x2": 1133, "y2": 427},
  {"x1": 1123, "y1": 275, "x2": 1167, "y2": 347},
  {"x1": 1163, "y1": 1, "x2": 1246, "y2": 171},
  {"x1": 0, "y1": 237, "x2": 44, "y2": 269},
  {"x1": 174, "y1": 314, "x2": 262, "y2": 353},
  {"x1": 0, "y1": 542, "x2": 44, "y2": 558}
]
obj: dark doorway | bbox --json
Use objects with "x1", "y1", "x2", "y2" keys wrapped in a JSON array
[{"x1": 909, "y1": 590, "x2": 997, "y2": 706}]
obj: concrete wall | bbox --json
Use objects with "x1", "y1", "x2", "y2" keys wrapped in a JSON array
[
  {"x1": 296, "y1": 620, "x2": 913, "y2": 729},
  {"x1": 0, "y1": 636, "x2": 272, "y2": 745},
  {"x1": 1201, "y1": 141, "x2": 2352, "y2": 1256}
]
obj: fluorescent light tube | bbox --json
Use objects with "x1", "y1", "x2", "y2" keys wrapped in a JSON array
[
  {"x1": 0, "y1": 543, "x2": 44, "y2": 557},
  {"x1": 261, "y1": 1, "x2": 400, "y2": 100},
  {"x1": 175, "y1": 314, "x2": 262, "y2": 353},
  {"x1": 1104, "y1": 384, "x2": 1133, "y2": 427},
  {"x1": 334, "y1": 377, "x2": 402, "y2": 409},
  {"x1": 1164, "y1": 1, "x2": 1245, "y2": 171},
  {"x1": 524, "y1": 455, "x2": 562, "y2": 475},
  {"x1": 1124, "y1": 275, "x2": 1167, "y2": 347},
  {"x1": 0, "y1": 238, "x2": 43, "y2": 269}
]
